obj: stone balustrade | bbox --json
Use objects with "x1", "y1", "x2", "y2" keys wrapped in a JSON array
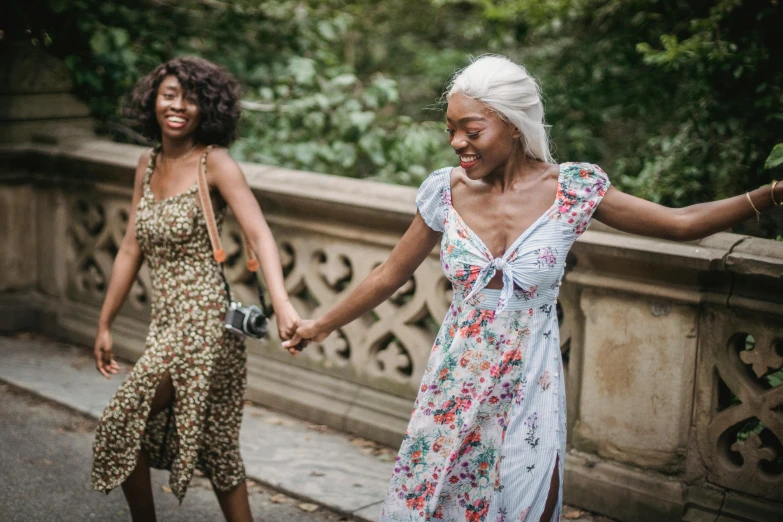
[{"x1": 1, "y1": 136, "x2": 781, "y2": 521}]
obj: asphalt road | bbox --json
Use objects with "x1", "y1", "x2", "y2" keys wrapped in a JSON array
[{"x1": 0, "y1": 382, "x2": 353, "y2": 522}]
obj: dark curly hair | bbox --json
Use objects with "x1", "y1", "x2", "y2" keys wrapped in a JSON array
[{"x1": 125, "y1": 56, "x2": 242, "y2": 147}]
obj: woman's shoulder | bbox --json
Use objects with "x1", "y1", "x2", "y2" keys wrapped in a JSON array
[
  {"x1": 134, "y1": 147, "x2": 156, "y2": 177},
  {"x1": 416, "y1": 167, "x2": 454, "y2": 225},
  {"x1": 137, "y1": 147, "x2": 155, "y2": 166},
  {"x1": 419, "y1": 166, "x2": 454, "y2": 193},
  {"x1": 428, "y1": 166, "x2": 455, "y2": 182},
  {"x1": 204, "y1": 146, "x2": 240, "y2": 172}
]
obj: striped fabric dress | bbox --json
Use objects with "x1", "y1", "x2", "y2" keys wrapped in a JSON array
[{"x1": 379, "y1": 163, "x2": 609, "y2": 522}]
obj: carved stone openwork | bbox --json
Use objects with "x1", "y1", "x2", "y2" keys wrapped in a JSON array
[
  {"x1": 696, "y1": 308, "x2": 783, "y2": 501},
  {"x1": 226, "y1": 220, "x2": 449, "y2": 397},
  {"x1": 66, "y1": 191, "x2": 151, "y2": 319}
]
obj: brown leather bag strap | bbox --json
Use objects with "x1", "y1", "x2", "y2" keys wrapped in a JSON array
[
  {"x1": 197, "y1": 145, "x2": 225, "y2": 262},
  {"x1": 197, "y1": 146, "x2": 259, "y2": 273}
]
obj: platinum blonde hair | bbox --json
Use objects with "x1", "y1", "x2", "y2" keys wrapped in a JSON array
[{"x1": 447, "y1": 55, "x2": 553, "y2": 163}]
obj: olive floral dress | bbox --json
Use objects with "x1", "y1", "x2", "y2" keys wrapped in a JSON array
[{"x1": 92, "y1": 147, "x2": 247, "y2": 501}]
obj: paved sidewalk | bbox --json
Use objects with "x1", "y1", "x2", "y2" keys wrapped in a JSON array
[
  {"x1": 0, "y1": 335, "x2": 392, "y2": 522},
  {"x1": 0, "y1": 382, "x2": 356, "y2": 522},
  {"x1": 0, "y1": 334, "x2": 616, "y2": 522}
]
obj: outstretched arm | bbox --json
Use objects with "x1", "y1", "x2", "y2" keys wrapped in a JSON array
[
  {"x1": 206, "y1": 148, "x2": 300, "y2": 339},
  {"x1": 283, "y1": 213, "x2": 441, "y2": 353},
  {"x1": 594, "y1": 182, "x2": 783, "y2": 241}
]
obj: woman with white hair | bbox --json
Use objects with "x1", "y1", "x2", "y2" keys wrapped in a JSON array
[{"x1": 284, "y1": 55, "x2": 783, "y2": 522}]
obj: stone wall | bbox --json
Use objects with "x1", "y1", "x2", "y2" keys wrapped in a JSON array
[{"x1": 1, "y1": 44, "x2": 781, "y2": 522}]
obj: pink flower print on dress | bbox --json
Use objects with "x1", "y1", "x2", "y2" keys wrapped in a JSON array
[
  {"x1": 538, "y1": 371, "x2": 552, "y2": 391},
  {"x1": 440, "y1": 187, "x2": 452, "y2": 206},
  {"x1": 519, "y1": 506, "x2": 531, "y2": 521},
  {"x1": 519, "y1": 285, "x2": 538, "y2": 301},
  {"x1": 535, "y1": 247, "x2": 558, "y2": 269}
]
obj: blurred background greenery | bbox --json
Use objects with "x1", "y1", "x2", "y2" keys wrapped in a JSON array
[{"x1": 4, "y1": 0, "x2": 783, "y2": 235}]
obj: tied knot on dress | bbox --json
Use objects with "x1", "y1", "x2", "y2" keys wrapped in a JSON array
[
  {"x1": 491, "y1": 257, "x2": 508, "y2": 272},
  {"x1": 464, "y1": 256, "x2": 516, "y2": 313}
]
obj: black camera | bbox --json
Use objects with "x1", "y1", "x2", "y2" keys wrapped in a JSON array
[{"x1": 224, "y1": 301, "x2": 268, "y2": 339}]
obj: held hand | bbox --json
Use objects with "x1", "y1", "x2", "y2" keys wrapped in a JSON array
[
  {"x1": 94, "y1": 328, "x2": 119, "y2": 379},
  {"x1": 274, "y1": 300, "x2": 301, "y2": 341},
  {"x1": 282, "y1": 319, "x2": 330, "y2": 355}
]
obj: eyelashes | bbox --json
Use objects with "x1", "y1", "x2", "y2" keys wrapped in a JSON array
[{"x1": 444, "y1": 129, "x2": 481, "y2": 138}]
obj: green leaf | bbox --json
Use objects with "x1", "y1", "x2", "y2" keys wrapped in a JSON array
[
  {"x1": 767, "y1": 370, "x2": 783, "y2": 388},
  {"x1": 110, "y1": 28, "x2": 130, "y2": 48},
  {"x1": 765, "y1": 144, "x2": 783, "y2": 169},
  {"x1": 288, "y1": 57, "x2": 316, "y2": 86},
  {"x1": 50, "y1": 0, "x2": 68, "y2": 14},
  {"x1": 330, "y1": 74, "x2": 358, "y2": 88},
  {"x1": 89, "y1": 31, "x2": 111, "y2": 55},
  {"x1": 349, "y1": 111, "x2": 375, "y2": 133}
]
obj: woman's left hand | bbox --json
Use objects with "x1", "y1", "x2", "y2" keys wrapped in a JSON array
[{"x1": 274, "y1": 299, "x2": 300, "y2": 341}]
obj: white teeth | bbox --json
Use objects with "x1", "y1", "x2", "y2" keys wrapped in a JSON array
[
  {"x1": 460, "y1": 155, "x2": 479, "y2": 162},
  {"x1": 167, "y1": 116, "x2": 186, "y2": 123}
]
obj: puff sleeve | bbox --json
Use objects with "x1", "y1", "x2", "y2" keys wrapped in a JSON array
[
  {"x1": 415, "y1": 167, "x2": 452, "y2": 233},
  {"x1": 556, "y1": 163, "x2": 610, "y2": 236}
]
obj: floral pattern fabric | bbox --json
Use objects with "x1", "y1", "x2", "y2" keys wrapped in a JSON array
[
  {"x1": 92, "y1": 148, "x2": 247, "y2": 501},
  {"x1": 379, "y1": 163, "x2": 609, "y2": 522}
]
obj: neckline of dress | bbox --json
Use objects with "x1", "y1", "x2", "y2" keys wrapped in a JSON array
[
  {"x1": 144, "y1": 148, "x2": 200, "y2": 205},
  {"x1": 446, "y1": 164, "x2": 564, "y2": 261}
]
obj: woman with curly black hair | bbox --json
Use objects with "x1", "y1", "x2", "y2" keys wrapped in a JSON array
[{"x1": 90, "y1": 56, "x2": 299, "y2": 522}]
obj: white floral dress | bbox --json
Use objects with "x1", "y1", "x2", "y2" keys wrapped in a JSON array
[{"x1": 379, "y1": 163, "x2": 609, "y2": 522}]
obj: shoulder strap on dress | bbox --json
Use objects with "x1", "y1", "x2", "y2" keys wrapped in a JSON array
[{"x1": 143, "y1": 147, "x2": 159, "y2": 187}]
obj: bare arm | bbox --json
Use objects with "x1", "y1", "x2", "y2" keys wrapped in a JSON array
[
  {"x1": 94, "y1": 151, "x2": 148, "y2": 378},
  {"x1": 594, "y1": 183, "x2": 783, "y2": 241},
  {"x1": 206, "y1": 148, "x2": 299, "y2": 339},
  {"x1": 283, "y1": 213, "x2": 441, "y2": 352}
]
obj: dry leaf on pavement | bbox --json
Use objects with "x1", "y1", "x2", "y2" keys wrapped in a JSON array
[
  {"x1": 306, "y1": 423, "x2": 330, "y2": 433},
  {"x1": 161, "y1": 485, "x2": 172, "y2": 493},
  {"x1": 269, "y1": 493, "x2": 288, "y2": 504},
  {"x1": 298, "y1": 503, "x2": 319, "y2": 512}
]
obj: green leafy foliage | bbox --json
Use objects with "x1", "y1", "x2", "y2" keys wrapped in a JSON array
[
  {"x1": 5, "y1": 0, "x2": 783, "y2": 211},
  {"x1": 766, "y1": 144, "x2": 783, "y2": 170}
]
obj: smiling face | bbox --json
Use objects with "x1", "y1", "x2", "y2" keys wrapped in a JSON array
[
  {"x1": 154, "y1": 75, "x2": 201, "y2": 142},
  {"x1": 446, "y1": 93, "x2": 520, "y2": 180}
]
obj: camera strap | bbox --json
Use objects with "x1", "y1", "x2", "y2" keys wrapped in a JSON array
[{"x1": 196, "y1": 145, "x2": 271, "y2": 317}]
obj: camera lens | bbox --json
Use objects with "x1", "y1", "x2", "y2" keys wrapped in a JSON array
[{"x1": 247, "y1": 310, "x2": 267, "y2": 338}]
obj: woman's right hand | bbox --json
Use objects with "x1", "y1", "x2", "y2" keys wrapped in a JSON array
[
  {"x1": 282, "y1": 319, "x2": 331, "y2": 355},
  {"x1": 94, "y1": 327, "x2": 119, "y2": 379}
]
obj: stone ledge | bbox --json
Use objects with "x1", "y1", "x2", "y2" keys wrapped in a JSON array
[
  {"x1": 0, "y1": 93, "x2": 90, "y2": 120},
  {"x1": 725, "y1": 236, "x2": 783, "y2": 278},
  {"x1": 565, "y1": 451, "x2": 684, "y2": 522},
  {"x1": 245, "y1": 354, "x2": 411, "y2": 448},
  {"x1": 3, "y1": 137, "x2": 782, "y2": 281}
]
